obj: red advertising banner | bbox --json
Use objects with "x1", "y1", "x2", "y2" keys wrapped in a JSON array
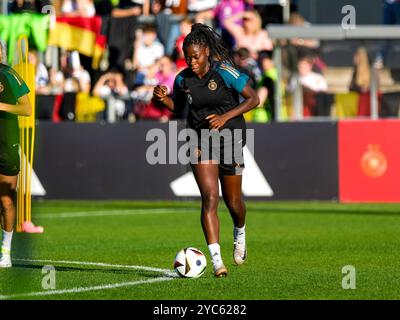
[{"x1": 339, "y1": 120, "x2": 400, "y2": 202}]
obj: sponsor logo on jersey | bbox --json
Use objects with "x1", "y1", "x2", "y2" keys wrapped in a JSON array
[{"x1": 0, "y1": 82, "x2": 4, "y2": 93}]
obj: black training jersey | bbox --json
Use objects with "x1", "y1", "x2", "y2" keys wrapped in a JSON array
[
  {"x1": 0, "y1": 63, "x2": 30, "y2": 149},
  {"x1": 172, "y1": 62, "x2": 249, "y2": 131}
]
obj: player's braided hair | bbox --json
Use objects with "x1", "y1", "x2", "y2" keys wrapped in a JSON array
[{"x1": 183, "y1": 23, "x2": 234, "y2": 65}]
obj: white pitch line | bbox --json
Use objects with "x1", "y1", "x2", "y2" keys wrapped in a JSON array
[
  {"x1": 34, "y1": 207, "x2": 197, "y2": 219},
  {"x1": 14, "y1": 258, "x2": 176, "y2": 275},
  {"x1": 0, "y1": 258, "x2": 179, "y2": 300},
  {"x1": 0, "y1": 276, "x2": 175, "y2": 300}
]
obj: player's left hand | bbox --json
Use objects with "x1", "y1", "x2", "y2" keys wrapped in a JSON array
[{"x1": 206, "y1": 114, "x2": 229, "y2": 130}]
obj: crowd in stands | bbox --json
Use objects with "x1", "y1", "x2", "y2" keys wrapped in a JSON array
[{"x1": 4, "y1": 0, "x2": 400, "y2": 122}]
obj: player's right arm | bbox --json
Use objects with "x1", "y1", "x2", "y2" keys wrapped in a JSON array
[
  {"x1": 152, "y1": 85, "x2": 175, "y2": 112},
  {"x1": 0, "y1": 94, "x2": 32, "y2": 116}
]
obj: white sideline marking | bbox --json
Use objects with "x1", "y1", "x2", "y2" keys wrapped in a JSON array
[
  {"x1": 0, "y1": 277, "x2": 174, "y2": 300},
  {"x1": 14, "y1": 258, "x2": 176, "y2": 275},
  {"x1": 34, "y1": 207, "x2": 197, "y2": 219},
  {"x1": 0, "y1": 258, "x2": 179, "y2": 300}
]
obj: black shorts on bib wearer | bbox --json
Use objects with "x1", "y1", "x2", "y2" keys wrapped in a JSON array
[
  {"x1": 0, "y1": 113, "x2": 20, "y2": 176},
  {"x1": 0, "y1": 146, "x2": 20, "y2": 176}
]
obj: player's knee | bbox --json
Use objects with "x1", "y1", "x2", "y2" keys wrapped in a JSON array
[
  {"x1": 202, "y1": 191, "x2": 219, "y2": 211},
  {"x1": 0, "y1": 196, "x2": 15, "y2": 213},
  {"x1": 225, "y1": 197, "x2": 243, "y2": 215}
]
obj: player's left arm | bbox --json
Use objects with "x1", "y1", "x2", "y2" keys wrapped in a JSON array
[
  {"x1": 0, "y1": 94, "x2": 32, "y2": 117},
  {"x1": 207, "y1": 83, "x2": 260, "y2": 130}
]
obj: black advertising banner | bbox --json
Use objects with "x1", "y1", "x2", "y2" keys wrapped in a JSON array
[
  {"x1": 253, "y1": 122, "x2": 338, "y2": 200},
  {"x1": 33, "y1": 122, "x2": 338, "y2": 200}
]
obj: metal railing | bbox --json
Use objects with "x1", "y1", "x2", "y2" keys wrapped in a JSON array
[{"x1": 268, "y1": 25, "x2": 400, "y2": 121}]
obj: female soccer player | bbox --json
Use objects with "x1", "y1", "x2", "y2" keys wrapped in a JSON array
[
  {"x1": 153, "y1": 23, "x2": 259, "y2": 277},
  {"x1": 0, "y1": 42, "x2": 32, "y2": 268}
]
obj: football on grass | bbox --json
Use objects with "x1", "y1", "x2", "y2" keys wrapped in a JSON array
[{"x1": 174, "y1": 247, "x2": 207, "y2": 278}]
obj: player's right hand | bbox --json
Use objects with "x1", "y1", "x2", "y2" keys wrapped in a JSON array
[{"x1": 153, "y1": 85, "x2": 168, "y2": 102}]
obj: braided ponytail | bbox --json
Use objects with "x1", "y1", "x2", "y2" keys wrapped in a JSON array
[{"x1": 183, "y1": 23, "x2": 234, "y2": 66}]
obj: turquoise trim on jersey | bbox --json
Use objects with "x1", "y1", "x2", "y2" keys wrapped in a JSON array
[
  {"x1": 175, "y1": 72, "x2": 185, "y2": 89},
  {"x1": 216, "y1": 63, "x2": 249, "y2": 93}
]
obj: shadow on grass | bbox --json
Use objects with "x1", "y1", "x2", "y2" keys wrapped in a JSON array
[{"x1": 12, "y1": 263, "x2": 173, "y2": 279}]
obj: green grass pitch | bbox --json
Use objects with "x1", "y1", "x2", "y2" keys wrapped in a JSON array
[{"x1": 1, "y1": 201, "x2": 400, "y2": 300}]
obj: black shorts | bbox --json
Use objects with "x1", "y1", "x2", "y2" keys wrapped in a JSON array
[
  {"x1": 188, "y1": 129, "x2": 245, "y2": 176},
  {"x1": 0, "y1": 144, "x2": 20, "y2": 176}
]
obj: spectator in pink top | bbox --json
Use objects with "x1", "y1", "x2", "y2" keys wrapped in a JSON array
[
  {"x1": 196, "y1": 0, "x2": 247, "y2": 48},
  {"x1": 155, "y1": 56, "x2": 176, "y2": 96},
  {"x1": 223, "y1": 9, "x2": 274, "y2": 59},
  {"x1": 214, "y1": 0, "x2": 246, "y2": 47}
]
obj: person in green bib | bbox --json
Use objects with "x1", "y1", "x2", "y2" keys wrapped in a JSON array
[{"x1": 0, "y1": 42, "x2": 32, "y2": 268}]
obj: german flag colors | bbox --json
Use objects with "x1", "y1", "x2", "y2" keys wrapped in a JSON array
[{"x1": 48, "y1": 16, "x2": 107, "y2": 69}]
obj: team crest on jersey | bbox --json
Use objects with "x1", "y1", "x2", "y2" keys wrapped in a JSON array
[
  {"x1": 208, "y1": 80, "x2": 217, "y2": 91},
  {"x1": 0, "y1": 82, "x2": 3, "y2": 93}
]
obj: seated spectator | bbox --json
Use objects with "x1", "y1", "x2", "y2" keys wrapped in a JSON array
[
  {"x1": 233, "y1": 47, "x2": 260, "y2": 89},
  {"x1": 69, "y1": 51, "x2": 91, "y2": 94},
  {"x1": 111, "y1": 0, "x2": 145, "y2": 17},
  {"x1": 188, "y1": 0, "x2": 217, "y2": 15},
  {"x1": 92, "y1": 70, "x2": 130, "y2": 122},
  {"x1": 155, "y1": 56, "x2": 176, "y2": 95},
  {"x1": 288, "y1": 55, "x2": 328, "y2": 117},
  {"x1": 132, "y1": 63, "x2": 159, "y2": 101},
  {"x1": 374, "y1": 0, "x2": 400, "y2": 67},
  {"x1": 132, "y1": 25, "x2": 165, "y2": 87},
  {"x1": 151, "y1": 0, "x2": 181, "y2": 56},
  {"x1": 48, "y1": 50, "x2": 92, "y2": 120},
  {"x1": 133, "y1": 25, "x2": 165, "y2": 72},
  {"x1": 93, "y1": 0, "x2": 113, "y2": 16},
  {"x1": 284, "y1": 13, "x2": 325, "y2": 73},
  {"x1": 288, "y1": 13, "x2": 320, "y2": 50},
  {"x1": 28, "y1": 50, "x2": 50, "y2": 95},
  {"x1": 173, "y1": 17, "x2": 193, "y2": 72},
  {"x1": 297, "y1": 56, "x2": 328, "y2": 93},
  {"x1": 349, "y1": 47, "x2": 371, "y2": 94},
  {"x1": 196, "y1": 0, "x2": 246, "y2": 49},
  {"x1": 223, "y1": 9, "x2": 274, "y2": 60},
  {"x1": 132, "y1": 57, "x2": 174, "y2": 121},
  {"x1": 49, "y1": 67, "x2": 65, "y2": 95},
  {"x1": 168, "y1": 0, "x2": 188, "y2": 15},
  {"x1": 10, "y1": 0, "x2": 51, "y2": 13},
  {"x1": 349, "y1": 47, "x2": 381, "y2": 117},
  {"x1": 257, "y1": 50, "x2": 277, "y2": 121},
  {"x1": 61, "y1": 0, "x2": 96, "y2": 17}
]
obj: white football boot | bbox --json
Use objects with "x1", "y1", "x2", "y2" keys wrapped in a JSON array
[
  {"x1": 233, "y1": 240, "x2": 247, "y2": 265},
  {"x1": 0, "y1": 249, "x2": 12, "y2": 268}
]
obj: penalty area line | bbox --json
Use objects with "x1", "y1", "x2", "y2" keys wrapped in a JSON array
[
  {"x1": 0, "y1": 276, "x2": 175, "y2": 300},
  {"x1": 0, "y1": 258, "x2": 179, "y2": 300}
]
